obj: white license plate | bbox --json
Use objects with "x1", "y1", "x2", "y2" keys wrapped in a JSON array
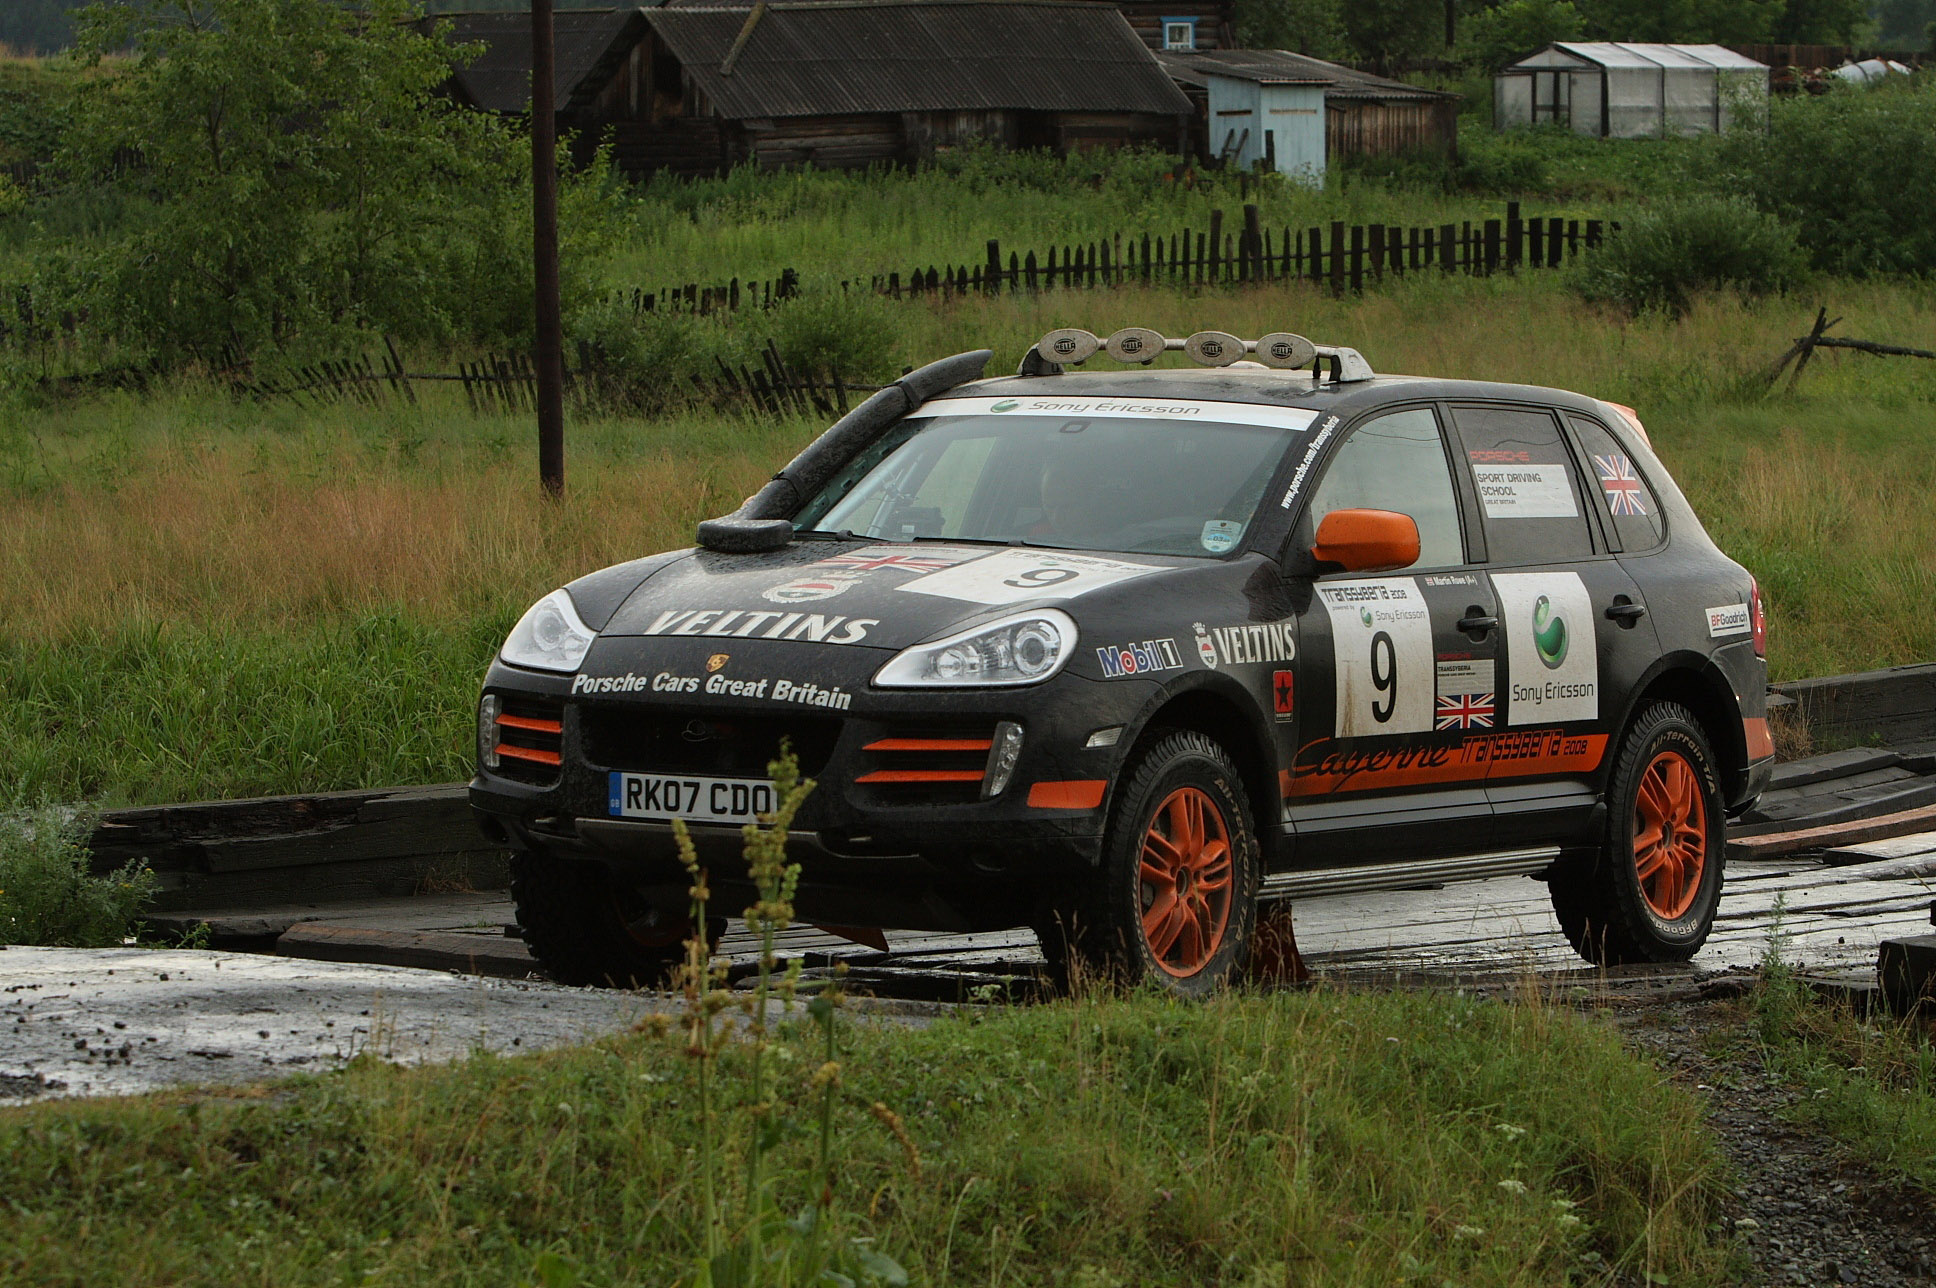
[{"x1": 607, "y1": 772, "x2": 776, "y2": 823}]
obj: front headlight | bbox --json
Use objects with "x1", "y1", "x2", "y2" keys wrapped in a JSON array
[
  {"x1": 500, "y1": 589, "x2": 597, "y2": 673},
  {"x1": 874, "y1": 609, "x2": 1076, "y2": 688}
]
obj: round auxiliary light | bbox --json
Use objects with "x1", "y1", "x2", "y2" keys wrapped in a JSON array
[
  {"x1": 1036, "y1": 328, "x2": 1100, "y2": 366},
  {"x1": 1103, "y1": 327, "x2": 1166, "y2": 364},
  {"x1": 1255, "y1": 332, "x2": 1317, "y2": 370},
  {"x1": 1183, "y1": 330, "x2": 1245, "y2": 367}
]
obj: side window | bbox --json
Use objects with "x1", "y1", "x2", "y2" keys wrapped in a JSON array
[
  {"x1": 1307, "y1": 407, "x2": 1464, "y2": 569},
  {"x1": 1449, "y1": 405, "x2": 1595, "y2": 566},
  {"x1": 1567, "y1": 415, "x2": 1665, "y2": 550}
]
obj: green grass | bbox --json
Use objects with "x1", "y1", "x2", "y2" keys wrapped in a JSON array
[{"x1": 0, "y1": 987, "x2": 1738, "y2": 1286}]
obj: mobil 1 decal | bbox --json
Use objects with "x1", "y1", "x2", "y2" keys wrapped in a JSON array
[
  {"x1": 1492, "y1": 571, "x2": 1598, "y2": 724},
  {"x1": 1316, "y1": 578, "x2": 1434, "y2": 736}
]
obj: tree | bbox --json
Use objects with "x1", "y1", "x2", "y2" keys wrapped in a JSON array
[
  {"x1": 1575, "y1": 0, "x2": 1783, "y2": 41},
  {"x1": 1457, "y1": 0, "x2": 1584, "y2": 70},
  {"x1": 1343, "y1": 0, "x2": 1447, "y2": 72},
  {"x1": 1770, "y1": 0, "x2": 1869, "y2": 42},
  {"x1": 1232, "y1": 0, "x2": 1352, "y2": 60},
  {"x1": 59, "y1": 0, "x2": 524, "y2": 360}
]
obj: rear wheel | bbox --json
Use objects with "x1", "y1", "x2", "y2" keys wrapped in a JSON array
[
  {"x1": 1037, "y1": 730, "x2": 1259, "y2": 997},
  {"x1": 511, "y1": 850, "x2": 720, "y2": 987},
  {"x1": 1549, "y1": 702, "x2": 1724, "y2": 964}
]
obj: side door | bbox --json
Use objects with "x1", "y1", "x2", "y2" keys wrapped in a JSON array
[
  {"x1": 1281, "y1": 405, "x2": 1503, "y2": 865},
  {"x1": 1445, "y1": 403, "x2": 1663, "y2": 846}
]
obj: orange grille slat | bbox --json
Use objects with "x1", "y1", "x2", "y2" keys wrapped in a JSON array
[
  {"x1": 496, "y1": 713, "x2": 564, "y2": 734},
  {"x1": 863, "y1": 738, "x2": 994, "y2": 752},
  {"x1": 497, "y1": 743, "x2": 563, "y2": 767},
  {"x1": 855, "y1": 769, "x2": 985, "y2": 784}
]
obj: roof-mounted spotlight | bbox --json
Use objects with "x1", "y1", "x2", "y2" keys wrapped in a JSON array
[
  {"x1": 1103, "y1": 326, "x2": 1166, "y2": 364},
  {"x1": 1035, "y1": 328, "x2": 1100, "y2": 366},
  {"x1": 1255, "y1": 332, "x2": 1317, "y2": 370},
  {"x1": 1182, "y1": 331, "x2": 1244, "y2": 366}
]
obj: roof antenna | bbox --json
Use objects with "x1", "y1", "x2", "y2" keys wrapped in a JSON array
[{"x1": 720, "y1": 1, "x2": 768, "y2": 77}]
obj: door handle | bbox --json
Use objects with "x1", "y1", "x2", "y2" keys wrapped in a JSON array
[
  {"x1": 1456, "y1": 612, "x2": 1499, "y2": 635},
  {"x1": 1605, "y1": 602, "x2": 1647, "y2": 624}
]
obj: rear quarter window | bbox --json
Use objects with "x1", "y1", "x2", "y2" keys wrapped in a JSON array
[{"x1": 1567, "y1": 415, "x2": 1666, "y2": 551}]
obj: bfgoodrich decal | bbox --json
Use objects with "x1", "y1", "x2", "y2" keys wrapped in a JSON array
[
  {"x1": 1493, "y1": 572, "x2": 1598, "y2": 725},
  {"x1": 1706, "y1": 603, "x2": 1751, "y2": 638}
]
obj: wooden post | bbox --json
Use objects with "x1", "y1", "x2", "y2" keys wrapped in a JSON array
[
  {"x1": 1483, "y1": 219, "x2": 1501, "y2": 274},
  {"x1": 531, "y1": 0, "x2": 565, "y2": 500},
  {"x1": 1368, "y1": 223, "x2": 1385, "y2": 282},
  {"x1": 1528, "y1": 218, "x2": 1544, "y2": 268},
  {"x1": 1505, "y1": 200, "x2": 1522, "y2": 269},
  {"x1": 1349, "y1": 223, "x2": 1364, "y2": 293},
  {"x1": 1547, "y1": 217, "x2": 1564, "y2": 268},
  {"x1": 1208, "y1": 209, "x2": 1224, "y2": 283},
  {"x1": 985, "y1": 239, "x2": 1001, "y2": 293},
  {"x1": 1328, "y1": 221, "x2": 1344, "y2": 297},
  {"x1": 1244, "y1": 204, "x2": 1263, "y2": 283}
]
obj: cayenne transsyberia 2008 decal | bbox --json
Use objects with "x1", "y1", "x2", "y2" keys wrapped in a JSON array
[
  {"x1": 916, "y1": 396, "x2": 1321, "y2": 431},
  {"x1": 897, "y1": 549, "x2": 1161, "y2": 605},
  {"x1": 1493, "y1": 571, "x2": 1599, "y2": 724},
  {"x1": 1317, "y1": 578, "x2": 1434, "y2": 736}
]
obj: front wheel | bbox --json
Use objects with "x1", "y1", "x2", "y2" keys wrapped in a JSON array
[
  {"x1": 1549, "y1": 702, "x2": 1725, "y2": 964},
  {"x1": 511, "y1": 850, "x2": 721, "y2": 988},
  {"x1": 1038, "y1": 729, "x2": 1260, "y2": 997}
]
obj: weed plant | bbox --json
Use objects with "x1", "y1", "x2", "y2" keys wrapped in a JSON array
[{"x1": 0, "y1": 802, "x2": 152, "y2": 945}]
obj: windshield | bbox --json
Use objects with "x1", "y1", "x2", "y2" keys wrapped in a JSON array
[{"x1": 793, "y1": 396, "x2": 1315, "y2": 557}]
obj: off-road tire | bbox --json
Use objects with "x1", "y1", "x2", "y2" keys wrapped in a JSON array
[
  {"x1": 1549, "y1": 702, "x2": 1725, "y2": 965},
  {"x1": 511, "y1": 850, "x2": 719, "y2": 988},
  {"x1": 1037, "y1": 729, "x2": 1260, "y2": 998}
]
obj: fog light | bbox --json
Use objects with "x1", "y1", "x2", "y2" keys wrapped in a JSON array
[
  {"x1": 983, "y1": 721, "x2": 1025, "y2": 798},
  {"x1": 478, "y1": 694, "x2": 501, "y2": 771}
]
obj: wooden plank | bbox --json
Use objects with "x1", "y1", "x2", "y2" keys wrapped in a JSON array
[
  {"x1": 1730, "y1": 780, "x2": 1936, "y2": 835},
  {"x1": 1726, "y1": 801, "x2": 1936, "y2": 858},
  {"x1": 1773, "y1": 662, "x2": 1936, "y2": 745},
  {"x1": 1769, "y1": 747, "x2": 1904, "y2": 790},
  {"x1": 277, "y1": 924, "x2": 537, "y2": 980},
  {"x1": 1824, "y1": 830, "x2": 1936, "y2": 863}
]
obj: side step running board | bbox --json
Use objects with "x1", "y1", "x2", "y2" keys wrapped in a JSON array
[{"x1": 1260, "y1": 846, "x2": 1561, "y2": 902}]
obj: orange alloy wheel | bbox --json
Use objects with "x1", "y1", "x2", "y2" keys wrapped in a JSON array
[
  {"x1": 1632, "y1": 750, "x2": 1708, "y2": 920},
  {"x1": 1139, "y1": 787, "x2": 1236, "y2": 976}
]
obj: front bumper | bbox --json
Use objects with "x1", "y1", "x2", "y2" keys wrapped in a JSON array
[{"x1": 469, "y1": 646, "x2": 1153, "y2": 930}]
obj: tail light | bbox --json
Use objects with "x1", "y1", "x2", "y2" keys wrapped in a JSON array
[{"x1": 1749, "y1": 576, "x2": 1767, "y2": 659}]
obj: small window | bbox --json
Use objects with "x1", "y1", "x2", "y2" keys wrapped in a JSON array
[
  {"x1": 1450, "y1": 404, "x2": 1594, "y2": 565},
  {"x1": 1568, "y1": 415, "x2": 1665, "y2": 551},
  {"x1": 1162, "y1": 18, "x2": 1197, "y2": 50},
  {"x1": 1307, "y1": 407, "x2": 1465, "y2": 570}
]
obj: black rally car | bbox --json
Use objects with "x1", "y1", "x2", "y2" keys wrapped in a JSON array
[{"x1": 471, "y1": 327, "x2": 1772, "y2": 993}]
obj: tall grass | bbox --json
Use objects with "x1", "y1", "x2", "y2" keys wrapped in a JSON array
[
  {"x1": 0, "y1": 985, "x2": 1736, "y2": 1286},
  {"x1": 3, "y1": 274, "x2": 1933, "y2": 804}
]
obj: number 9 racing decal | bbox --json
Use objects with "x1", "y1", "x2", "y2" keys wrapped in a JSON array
[
  {"x1": 1316, "y1": 578, "x2": 1435, "y2": 737},
  {"x1": 895, "y1": 548, "x2": 1161, "y2": 605}
]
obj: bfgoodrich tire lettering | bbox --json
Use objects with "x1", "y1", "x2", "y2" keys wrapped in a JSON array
[
  {"x1": 1039, "y1": 729, "x2": 1260, "y2": 997},
  {"x1": 510, "y1": 849, "x2": 715, "y2": 987},
  {"x1": 1549, "y1": 702, "x2": 1725, "y2": 965}
]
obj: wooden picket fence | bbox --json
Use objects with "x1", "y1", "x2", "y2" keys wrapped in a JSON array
[{"x1": 626, "y1": 202, "x2": 1614, "y2": 315}]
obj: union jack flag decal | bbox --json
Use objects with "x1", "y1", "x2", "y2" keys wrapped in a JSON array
[
  {"x1": 1435, "y1": 692, "x2": 1496, "y2": 730},
  {"x1": 1593, "y1": 453, "x2": 1647, "y2": 517},
  {"x1": 817, "y1": 549, "x2": 964, "y2": 574}
]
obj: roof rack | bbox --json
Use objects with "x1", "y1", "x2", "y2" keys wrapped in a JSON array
[{"x1": 1019, "y1": 328, "x2": 1375, "y2": 383}]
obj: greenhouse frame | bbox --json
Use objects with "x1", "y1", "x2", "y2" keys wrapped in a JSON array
[{"x1": 1494, "y1": 43, "x2": 1768, "y2": 138}]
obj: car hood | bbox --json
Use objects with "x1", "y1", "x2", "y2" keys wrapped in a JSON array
[{"x1": 599, "y1": 542, "x2": 1195, "y2": 651}]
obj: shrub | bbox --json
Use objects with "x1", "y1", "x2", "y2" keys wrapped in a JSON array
[
  {"x1": 1575, "y1": 195, "x2": 1806, "y2": 316},
  {"x1": 1709, "y1": 77, "x2": 1936, "y2": 277},
  {"x1": 1452, "y1": 131, "x2": 1550, "y2": 193},
  {"x1": 0, "y1": 804, "x2": 154, "y2": 946},
  {"x1": 763, "y1": 288, "x2": 902, "y2": 382}
]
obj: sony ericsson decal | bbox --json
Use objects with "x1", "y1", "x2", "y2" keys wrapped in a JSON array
[
  {"x1": 1492, "y1": 571, "x2": 1598, "y2": 724},
  {"x1": 1592, "y1": 454, "x2": 1648, "y2": 516},
  {"x1": 574, "y1": 668, "x2": 854, "y2": 710},
  {"x1": 896, "y1": 548, "x2": 1161, "y2": 606},
  {"x1": 916, "y1": 395, "x2": 1321, "y2": 431},
  {"x1": 1433, "y1": 658, "x2": 1496, "y2": 731},
  {"x1": 1706, "y1": 603, "x2": 1751, "y2": 638},
  {"x1": 1096, "y1": 637, "x2": 1184, "y2": 679},
  {"x1": 1316, "y1": 578, "x2": 1433, "y2": 736},
  {"x1": 641, "y1": 609, "x2": 878, "y2": 645},
  {"x1": 1192, "y1": 620, "x2": 1296, "y2": 670},
  {"x1": 1283, "y1": 728, "x2": 1608, "y2": 797},
  {"x1": 1470, "y1": 456, "x2": 1580, "y2": 519},
  {"x1": 762, "y1": 546, "x2": 979, "y2": 604}
]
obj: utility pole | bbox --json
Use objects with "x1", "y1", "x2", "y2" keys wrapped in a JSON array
[{"x1": 531, "y1": 0, "x2": 565, "y2": 499}]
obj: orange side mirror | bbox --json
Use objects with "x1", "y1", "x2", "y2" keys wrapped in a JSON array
[{"x1": 1311, "y1": 508, "x2": 1421, "y2": 574}]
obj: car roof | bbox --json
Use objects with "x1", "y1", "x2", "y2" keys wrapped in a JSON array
[{"x1": 948, "y1": 367, "x2": 1618, "y2": 422}]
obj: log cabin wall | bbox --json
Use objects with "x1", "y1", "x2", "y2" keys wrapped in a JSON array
[{"x1": 1326, "y1": 97, "x2": 1459, "y2": 158}]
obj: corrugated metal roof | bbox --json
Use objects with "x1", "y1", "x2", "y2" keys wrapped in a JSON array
[
  {"x1": 1540, "y1": 42, "x2": 1767, "y2": 71},
  {"x1": 644, "y1": 2, "x2": 1192, "y2": 119},
  {"x1": 1157, "y1": 48, "x2": 1455, "y2": 100},
  {"x1": 428, "y1": 9, "x2": 642, "y2": 113}
]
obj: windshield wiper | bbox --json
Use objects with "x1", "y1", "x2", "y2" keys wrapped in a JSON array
[{"x1": 791, "y1": 528, "x2": 864, "y2": 541}]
